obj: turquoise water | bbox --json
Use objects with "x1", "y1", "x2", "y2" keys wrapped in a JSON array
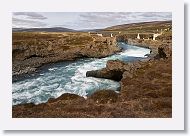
[{"x1": 12, "y1": 42, "x2": 150, "y2": 105}]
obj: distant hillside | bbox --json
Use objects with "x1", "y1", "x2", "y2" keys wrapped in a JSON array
[
  {"x1": 12, "y1": 21, "x2": 172, "y2": 33},
  {"x1": 79, "y1": 29, "x2": 103, "y2": 32},
  {"x1": 103, "y1": 20, "x2": 172, "y2": 33},
  {"x1": 12, "y1": 27, "x2": 76, "y2": 32}
]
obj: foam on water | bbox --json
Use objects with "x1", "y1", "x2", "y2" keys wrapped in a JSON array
[{"x1": 12, "y1": 43, "x2": 150, "y2": 105}]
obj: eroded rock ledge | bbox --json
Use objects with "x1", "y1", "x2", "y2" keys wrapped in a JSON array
[
  {"x1": 86, "y1": 41, "x2": 170, "y2": 82},
  {"x1": 86, "y1": 60, "x2": 142, "y2": 81},
  {"x1": 13, "y1": 32, "x2": 121, "y2": 78},
  {"x1": 13, "y1": 55, "x2": 172, "y2": 118},
  {"x1": 116, "y1": 35, "x2": 172, "y2": 59},
  {"x1": 12, "y1": 32, "x2": 172, "y2": 118}
]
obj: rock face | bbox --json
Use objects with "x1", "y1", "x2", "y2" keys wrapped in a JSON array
[
  {"x1": 116, "y1": 32, "x2": 172, "y2": 59},
  {"x1": 13, "y1": 58, "x2": 172, "y2": 118},
  {"x1": 12, "y1": 32, "x2": 121, "y2": 78},
  {"x1": 120, "y1": 58, "x2": 172, "y2": 101},
  {"x1": 154, "y1": 47, "x2": 167, "y2": 59},
  {"x1": 86, "y1": 68, "x2": 123, "y2": 81},
  {"x1": 86, "y1": 60, "x2": 142, "y2": 81}
]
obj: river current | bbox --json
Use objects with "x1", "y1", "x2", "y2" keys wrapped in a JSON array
[{"x1": 12, "y1": 42, "x2": 150, "y2": 105}]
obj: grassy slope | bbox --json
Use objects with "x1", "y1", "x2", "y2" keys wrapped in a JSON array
[{"x1": 103, "y1": 21, "x2": 172, "y2": 33}]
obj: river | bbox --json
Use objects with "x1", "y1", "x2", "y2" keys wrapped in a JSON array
[{"x1": 12, "y1": 42, "x2": 150, "y2": 105}]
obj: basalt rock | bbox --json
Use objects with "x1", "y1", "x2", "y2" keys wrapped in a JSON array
[
  {"x1": 86, "y1": 60, "x2": 142, "y2": 81},
  {"x1": 154, "y1": 47, "x2": 167, "y2": 59},
  {"x1": 12, "y1": 32, "x2": 121, "y2": 78},
  {"x1": 13, "y1": 58, "x2": 172, "y2": 118},
  {"x1": 86, "y1": 68, "x2": 123, "y2": 81}
]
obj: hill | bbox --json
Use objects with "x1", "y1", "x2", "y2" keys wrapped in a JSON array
[
  {"x1": 102, "y1": 20, "x2": 172, "y2": 33},
  {"x1": 12, "y1": 27, "x2": 76, "y2": 32}
]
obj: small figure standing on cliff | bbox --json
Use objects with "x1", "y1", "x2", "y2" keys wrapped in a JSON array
[{"x1": 137, "y1": 33, "x2": 140, "y2": 39}]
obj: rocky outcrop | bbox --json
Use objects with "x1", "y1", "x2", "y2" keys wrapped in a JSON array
[
  {"x1": 12, "y1": 34, "x2": 172, "y2": 118},
  {"x1": 120, "y1": 58, "x2": 172, "y2": 101},
  {"x1": 116, "y1": 32, "x2": 172, "y2": 59},
  {"x1": 154, "y1": 47, "x2": 167, "y2": 59},
  {"x1": 86, "y1": 60, "x2": 142, "y2": 81},
  {"x1": 13, "y1": 58, "x2": 172, "y2": 118},
  {"x1": 12, "y1": 32, "x2": 121, "y2": 78},
  {"x1": 86, "y1": 68, "x2": 123, "y2": 81}
]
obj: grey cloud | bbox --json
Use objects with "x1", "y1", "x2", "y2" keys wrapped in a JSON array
[
  {"x1": 13, "y1": 12, "x2": 47, "y2": 20},
  {"x1": 78, "y1": 12, "x2": 171, "y2": 29},
  {"x1": 12, "y1": 12, "x2": 172, "y2": 29},
  {"x1": 12, "y1": 18, "x2": 47, "y2": 28},
  {"x1": 79, "y1": 12, "x2": 129, "y2": 28},
  {"x1": 80, "y1": 12, "x2": 128, "y2": 21},
  {"x1": 80, "y1": 12, "x2": 171, "y2": 22},
  {"x1": 141, "y1": 12, "x2": 171, "y2": 18}
]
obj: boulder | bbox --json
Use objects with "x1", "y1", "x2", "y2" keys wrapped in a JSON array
[
  {"x1": 86, "y1": 68, "x2": 123, "y2": 81},
  {"x1": 86, "y1": 60, "x2": 142, "y2": 81},
  {"x1": 154, "y1": 47, "x2": 167, "y2": 59}
]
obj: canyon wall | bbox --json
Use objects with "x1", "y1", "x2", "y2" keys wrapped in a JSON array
[{"x1": 12, "y1": 32, "x2": 121, "y2": 77}]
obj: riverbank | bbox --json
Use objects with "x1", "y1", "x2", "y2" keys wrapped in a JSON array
[
  {"x1": 13, "y1": 57, "x2": 172, "y2": 118},
  {"x1": 12, "y1": 43, "x2": 149, "y2": 105},
  {"x1": 13, "y1": 32, "x2": 121, "y2": 79},
  {"x1": 13, "y1": 36, "x2": 172, "y2": 117}
]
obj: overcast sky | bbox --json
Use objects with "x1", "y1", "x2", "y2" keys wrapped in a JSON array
[{"x1": 12, "y1": 12, "x2": 172, "y2": 30}]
